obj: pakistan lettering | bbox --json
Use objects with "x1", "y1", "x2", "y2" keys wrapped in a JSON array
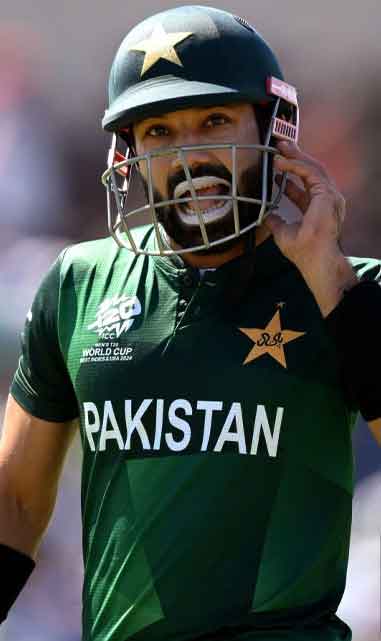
[{"x1": 83, "y1": 399, "x2": 284, "y2": 457}]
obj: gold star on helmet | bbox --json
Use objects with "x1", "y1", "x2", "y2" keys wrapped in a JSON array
[
  {"x1": 129, "y1": 24, "x2": 193, "y2": 77},
  {"x1": 239, "y1": 310, "x2": 305, "y2": 369}
]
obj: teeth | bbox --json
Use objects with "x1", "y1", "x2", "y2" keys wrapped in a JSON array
[
  {"x1": 174, "y1": 176, "x2": 231, "y2": 200},
  {"x1": 177, "y1": 200, "x2": 232, "y2": 226}
]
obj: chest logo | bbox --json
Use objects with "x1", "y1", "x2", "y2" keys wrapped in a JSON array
[
  {"x1": 239, "y1": 308, "x2": 305, "y2": 369},
  {"x1": 88, "y1": 295, "x2": 141, "y2": 339}
]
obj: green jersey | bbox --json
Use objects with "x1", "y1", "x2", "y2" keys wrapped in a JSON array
[{"x1": 10, "y1": 226, "x2": 381, "y2": 641}]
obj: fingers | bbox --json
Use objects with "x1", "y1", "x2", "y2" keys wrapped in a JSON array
[
  {"x1": 274, "y1": 155, "x2": 325, "y2": 191},
  {"x1": 276, "y1": 141, "x2": 330, "y2": 180},
  {"x1": 332, "y1": 197, "x2": 346, "y2": 237},
  {"x1": 265, "y1": 214, "x2": 300, "y2": 252},
  {"x1": 265, "y1": 213, "x2": 285, "y2": 234},
  {"x1": 275, "y1": 174, "x2": 309, "y2": 213},
  {"x1": 274, "y1": 141, "x2": 332, "y2": 191},
  {"x1": 274, "y1": 141, "x2": 345, "y2": 224}
]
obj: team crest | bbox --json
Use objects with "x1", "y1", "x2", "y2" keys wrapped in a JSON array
[
  {"x1": 239, "y1": 306, "x2": 305, "y2": 369},
  {"x1": 128, "y1": 24, "x2": 193, "y2": 76}
]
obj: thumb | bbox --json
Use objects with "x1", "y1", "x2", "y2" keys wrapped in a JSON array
[{"x1": 264, "y1": 213, "x2": 287, "y2": 237}]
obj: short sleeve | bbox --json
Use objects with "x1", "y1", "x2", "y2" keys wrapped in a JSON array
[
  {"x1": 10, "y1": 251, "x2": 79, "y2": 422},
  {"x1": 350, "y1": 256, "x2": 381, "y2": 284},
  {"x1": 325, "y1": 256, "x2": 381, "y2": 420}
]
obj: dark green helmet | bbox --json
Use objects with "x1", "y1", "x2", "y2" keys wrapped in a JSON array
[
  {"x1": 101, "y1": 6, "x2": 299, "y2": 256},
  {"x1": 103, "y1": 5, "x2": 285, "y2": 130}
]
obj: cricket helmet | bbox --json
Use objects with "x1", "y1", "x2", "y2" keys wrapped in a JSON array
[{"x1": 101, "y1": 5, "x2": 299, "y2": 256}]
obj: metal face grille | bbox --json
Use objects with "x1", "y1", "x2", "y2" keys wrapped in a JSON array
[{"x1": 102, "y1": 141, "x2": 281, "y2": 256}]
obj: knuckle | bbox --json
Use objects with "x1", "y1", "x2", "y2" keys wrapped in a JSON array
[
  {"x1": 337, "y1": 193, "x2": 346, "y2": 210},
  {"x1": 325, "y1": 187, "x2": 343, "y2": 208},
  {"x1": 306, "y1": 155, "x2": 327, "y2": 176},
  {"x1": 333, "y1": 193, "x2": 345, "y2": 216}
]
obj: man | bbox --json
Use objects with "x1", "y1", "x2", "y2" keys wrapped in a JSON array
[{"x1": 1, "y1": 6, "x2": 380, "y2": 641}]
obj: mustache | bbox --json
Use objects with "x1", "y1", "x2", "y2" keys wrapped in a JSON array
[{"x1": 167, "y1": 163, "x2": 232, "y2": 199}]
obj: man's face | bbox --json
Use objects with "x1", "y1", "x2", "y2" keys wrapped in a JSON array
[{"x1": 133, "y1": 102, "x2": 262, "y2": 252}]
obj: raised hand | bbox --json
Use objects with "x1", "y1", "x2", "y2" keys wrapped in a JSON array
[{"x1": 265, "y1": 141, "x2": 358, "y2": 316}]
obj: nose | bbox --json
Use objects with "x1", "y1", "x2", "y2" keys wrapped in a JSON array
[{"x1": 171, "y1": 144, "x2": 214, "y2": 176}]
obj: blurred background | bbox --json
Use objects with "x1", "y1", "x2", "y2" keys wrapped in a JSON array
[{"x1": 0, "y1": 0, "x2": 380, "y2": 639}]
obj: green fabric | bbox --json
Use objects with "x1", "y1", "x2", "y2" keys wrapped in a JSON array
[{"x1": 11, "y1": 226, "x2": 380, "y2": 641}]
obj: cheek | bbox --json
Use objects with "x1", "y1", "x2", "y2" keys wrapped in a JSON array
[
  {"x1": 236, "y1": 151, "x2": 262, "y2": 194},
  {"x1": 237, "y1": 148, "x2": 261, "y2": 174},
  {"x1": 237, "y1": 116, "x2": 260, "y2": 145},
  {"x1": 148, "y1": 158, "x2": 170, "y2": 197},
  {"x1": 213, "y1": 150, "x2": 232, "y2": 173},
  {"x1": 215, "y1": 144, "x2": 260, "y2": 178}
]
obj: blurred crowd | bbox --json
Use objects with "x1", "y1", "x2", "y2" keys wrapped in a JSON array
[{"x1": 0, "y1": 2, "x2": 380, "y2": 640}]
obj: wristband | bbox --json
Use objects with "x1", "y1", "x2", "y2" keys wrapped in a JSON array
[
  {"x1": 325, "y1": 280, "x2": 381, "y2": 420},
  {"x1": 0, "y1": 543, "x2": 35, "y2": 623}
]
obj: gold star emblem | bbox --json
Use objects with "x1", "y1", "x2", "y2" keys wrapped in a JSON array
[
  {"x1": 129, "y1": 24, "x2": 193, "y2": 77},
  {"x1": 239, "y1": 310, "x2": 305, "y2": 368}
]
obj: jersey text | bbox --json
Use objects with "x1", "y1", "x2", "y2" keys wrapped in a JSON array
[{"x1": 82, "y1": 398, "x2": 284, "y2": 458}]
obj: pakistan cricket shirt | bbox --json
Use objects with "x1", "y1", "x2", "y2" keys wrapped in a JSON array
[{"x1": 11, "y1": 225, "x2": 381, "y2": 641}]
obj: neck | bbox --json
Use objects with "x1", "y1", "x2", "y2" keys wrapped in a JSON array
[{"x1": 169, "y1": 225, "x2": 272, "y2": 269}]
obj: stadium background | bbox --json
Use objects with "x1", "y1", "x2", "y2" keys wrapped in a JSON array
[{"x1": 0, "y1": 0, "x2": 380, "y2": 639}]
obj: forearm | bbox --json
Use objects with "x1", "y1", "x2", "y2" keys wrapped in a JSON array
[
  {"x1": 298, "y1": 248, "x2": 359, "y2": 318},
  {"x1": 0, "y1": 474, "x2": 46, "y2": 625},
  {"x1": 0, "y1": 398, "x2": 78, "y2": 558},
  {"x1": 0, "y1": 398, "x2": 76, "y2": 624},
  {"x1": 0, "y1": 477, "x2": 53, "y2": 559}
]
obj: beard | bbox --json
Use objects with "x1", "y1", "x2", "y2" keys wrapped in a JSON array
[{"x1": 139, "y1": 158, "x2": 264, "y2": 255}]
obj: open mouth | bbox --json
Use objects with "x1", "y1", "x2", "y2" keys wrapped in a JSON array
[{"x1": 173, "y1": 176, "x2": 232, "y2": 224}]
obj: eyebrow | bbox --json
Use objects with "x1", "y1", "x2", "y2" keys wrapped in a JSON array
[{"x1": 136, "y1": 104, "x2": 238, "y2": 126}]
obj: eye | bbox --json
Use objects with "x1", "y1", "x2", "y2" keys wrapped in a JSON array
[
  {"x1": 204, "y1": 113, "x2": 231, "y2": 128},
  {"x1": 145, "y1": 124, "x2": 170, "y2": 138}
]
